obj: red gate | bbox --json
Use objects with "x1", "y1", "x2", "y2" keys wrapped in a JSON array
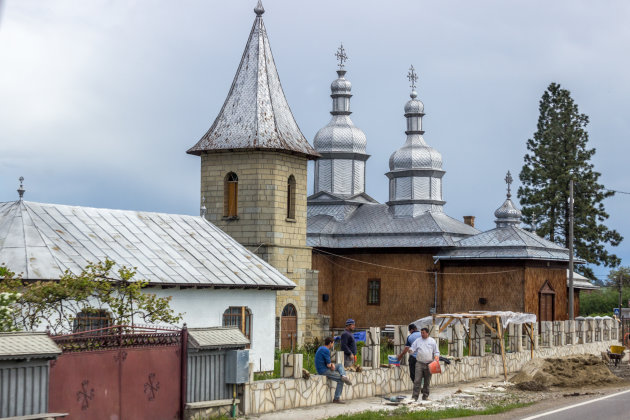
[{"x1": 49, "y1": 326, "x2": 186, "y2": 420}]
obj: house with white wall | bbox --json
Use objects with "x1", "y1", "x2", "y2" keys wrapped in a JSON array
[{"x1": 0, "y1": 198, "x2": 294, "y2": 371}]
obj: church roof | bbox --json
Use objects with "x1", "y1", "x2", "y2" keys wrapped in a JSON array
[
  {"x1": 307, "y1": 203, "x2": 479, "y2": 248},
  {"x1": 187, "y1": 2, "x2": 318, "y2": 159},
  {"x1": 0, "y1": 200, "x2": 295, "y2": 289},
  {"x1": 435, "y1": 224, "x2": 579, "y2": 262}
]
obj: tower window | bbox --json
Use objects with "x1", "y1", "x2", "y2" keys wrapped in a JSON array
[
  {"x1": 287, "y1": 175, "x2": 296, "y2": 220},
  {"x1": 224, "y1": 172, "x2": 238, "y2": 218}
]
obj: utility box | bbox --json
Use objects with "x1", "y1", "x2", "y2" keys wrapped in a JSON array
[{"x1": 225, "y1": 349, "x2": 250, "y2": 384}]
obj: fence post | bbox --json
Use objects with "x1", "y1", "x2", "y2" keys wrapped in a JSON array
[
  {"x1": 281, "y1": 353, "x2": 303, "y2": 378},
  {"x1": 470, "y1": 321, "x2": 486, "y2": 356},
  {"x1": 393, "y1": 325, "x2": 408, "y2": 365},
  {"x1": 565, "y1": 320, "x2": 575, "y2": 345},
  {"x1": 449, "y1": 323, "x2": 464, "y2": 357}
]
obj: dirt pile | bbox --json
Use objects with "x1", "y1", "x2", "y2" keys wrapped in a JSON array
[{"x1": 510, "y1": 354, "x2": 623, "y2": 388}]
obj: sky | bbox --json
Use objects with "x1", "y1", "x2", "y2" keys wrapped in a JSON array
[{"x1": 0, "y1": 1, "x2": 628, "y2": 281}]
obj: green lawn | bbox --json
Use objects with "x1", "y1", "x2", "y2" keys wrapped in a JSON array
[{"x1": 325, "y1": 402, "x2": 533, "y2": 419}]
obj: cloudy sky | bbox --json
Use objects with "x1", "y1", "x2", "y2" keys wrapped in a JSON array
[{"x1": 1, "y1": 0, "x2": 628, "y2": 280}]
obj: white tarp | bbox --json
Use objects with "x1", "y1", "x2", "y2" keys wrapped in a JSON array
[{"x1": 411, "y1": 311, "x2": 537, "y2": 339}]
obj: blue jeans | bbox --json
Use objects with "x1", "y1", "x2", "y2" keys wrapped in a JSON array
[{"x1": 323, "y1": 363, "x2": 347, "y2": 400}]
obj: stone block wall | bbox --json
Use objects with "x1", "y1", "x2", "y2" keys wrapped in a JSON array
[{"x1": 242, "y1": 339, "x2": 618, "y2": 416}]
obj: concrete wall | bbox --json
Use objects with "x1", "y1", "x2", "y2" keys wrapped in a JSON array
[{"x1": 152, "y1": 287, "x2": 276, "y2": 371}]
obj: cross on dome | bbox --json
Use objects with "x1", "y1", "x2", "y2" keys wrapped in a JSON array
[
  {"x1": 335, "y1": 43, "x2": 347, "y2": 69},
  {"x1": 505, "y1": 171, "x2": 513, "y2": 199},
  {"x1": 407, "y1": 65, "x2": 418, "y2": 90}
]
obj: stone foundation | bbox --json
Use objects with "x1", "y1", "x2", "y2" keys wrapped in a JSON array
[{"x1": 242, "y1": 339, "x2": 618, "y2": 415}]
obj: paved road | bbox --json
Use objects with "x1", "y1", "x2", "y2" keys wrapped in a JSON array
[{"x1": 519, "y1": 389, "x2": 630, "y2": 420}]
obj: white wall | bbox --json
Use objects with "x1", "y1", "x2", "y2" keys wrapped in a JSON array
[{"x1": 151, "y1": 287, "x2": 277, "y2": 372}]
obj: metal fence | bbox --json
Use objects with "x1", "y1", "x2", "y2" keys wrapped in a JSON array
[
  {"x1": 187, "y1": 350, "x2": 232, "y2": 402},
  {"x1": 0, "y1": 360, "x2": 50, "y2": 418}
]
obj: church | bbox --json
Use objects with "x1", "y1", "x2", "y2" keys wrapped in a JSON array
[{"x1": 187, "y1": 1, "x2": 595, "y2": 348}]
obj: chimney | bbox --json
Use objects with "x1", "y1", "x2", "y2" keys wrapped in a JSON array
[{"x1": 463, "y1": 216, "x2": 475, "y2": 227}]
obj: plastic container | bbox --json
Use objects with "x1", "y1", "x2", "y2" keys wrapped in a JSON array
[
  {"x1": 388, "y1": 355, "x2": 400, "y2": 366},
  {"x1": 428, "y1": 360, "x2": 441, "y2": 374}
]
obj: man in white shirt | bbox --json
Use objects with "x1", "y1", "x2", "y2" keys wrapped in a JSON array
[{"x1": 408, "y1": 327, "x2": 439, "y2": 401}]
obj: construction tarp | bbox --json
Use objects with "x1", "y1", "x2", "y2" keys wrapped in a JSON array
[{"x1": 411, "y1": 311, "x2": 537, "y2": 336}]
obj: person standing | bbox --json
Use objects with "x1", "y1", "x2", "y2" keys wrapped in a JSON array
[
  {"x1": 340, "y1": 318, "x2": 357, "y2": 368},
  {"x1": 409, "y1": 327, "x2": 439, "y2": 401},
  {"x1": 315, "y1": 337, "x2": 353, "y2": 404},
  {"x1": 397, "y1": 323, "x2": 421, "y2": 383}
]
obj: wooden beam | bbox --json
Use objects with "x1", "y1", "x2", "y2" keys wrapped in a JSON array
[
  {"x1": 497, "y1": 316, "x2": 508, "y2": 381},
  {"x1": 478, "y1": 317, "x2": 497, "y2": 335},
  {"x1": 438, "y1": 317, "x2": 456, "y2": 334}
]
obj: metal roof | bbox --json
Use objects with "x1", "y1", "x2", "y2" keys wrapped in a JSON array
[
  {"x1": 0, "y1": 332, "x2": 61, "y2": 361},
  {"x1": 187, "y1": 327, "x2": 249, "y2": 350},
  {"x1": 186, "y1": 3, "x2": 318, "y2": 159},
  {"x1": 307, "y1": 203, "x2": 479, "y2": 248},
  {"x1": 0, "y1": 200, "x2": 295, "y2": 289},
  {"x1": 435, "y1": 225, "x2": 582, "y2": 262},
  {"x1": 568, "y1": 270, "x2": 599, "y2": 290}
]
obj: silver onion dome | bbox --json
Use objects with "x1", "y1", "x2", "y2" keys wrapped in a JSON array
[
  {"x1": 495, "y1": 171, "x2": 522, "y2": 227},
  {"x1": 313, "y1": 45, "x2": 369, "y2": 197},
  {"x1": 386, "y1": 66, "x2": 445, "y2": 217}
]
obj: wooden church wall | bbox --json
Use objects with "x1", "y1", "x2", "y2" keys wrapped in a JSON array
[
  {"x1": 440, "y1": 266, "x2": 525, "y2": 313},
  {"x1": 312, "y1": 252, "x2": 436, "y2": 329},
  {"x1": 524, "y1": 266, "x2": 568, "y2": 321}
]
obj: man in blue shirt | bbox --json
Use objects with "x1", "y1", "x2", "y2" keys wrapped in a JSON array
[
  {"x1": 397, "y1": 323, "x2": 421, "y2": 383},
  {"x1": 315, "y1": 337, "x2": 353, "y2": 404},
  {"x1": 340, "y1": 319, "x2": 357, "y2": 367}
]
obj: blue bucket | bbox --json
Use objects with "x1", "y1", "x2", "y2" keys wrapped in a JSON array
[{"x1": 388, "y1": 355, "x2": 400, "y2": 366}]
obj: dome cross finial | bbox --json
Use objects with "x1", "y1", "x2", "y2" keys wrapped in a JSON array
[
  {"x1": 254, "y1": 0, "x2": 265, "y2": 16},
  {"x1": 335, "y1": 43, "x2": 347, "y2": 70},
  {"x1": 505, "y1": 170, "x2": 513, "y2": 199},
  {"x1": 407, "y1": 65, "x2": 418, "y2": 90},
  {"x1": 17, "y1": 176, "x2": 25, "y2": 201}
]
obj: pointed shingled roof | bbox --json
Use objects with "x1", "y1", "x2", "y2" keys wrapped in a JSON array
[{"x1": 187, "y1": 3, "x2": 319, "y2": 159}]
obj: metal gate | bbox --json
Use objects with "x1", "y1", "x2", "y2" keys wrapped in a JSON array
[{"x1": 48, "y1": 326, "x2": 185, "y2": 420}]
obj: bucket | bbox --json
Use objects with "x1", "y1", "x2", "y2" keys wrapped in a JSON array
[
  {"x1": 428, "y1": 360, "x2": 441, "y2": 374},
  {"x1": 388, "y1": 355, "x2": 400, "y2": 366}
]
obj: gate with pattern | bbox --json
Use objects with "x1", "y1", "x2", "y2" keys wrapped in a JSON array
[{"x1": 48, "y1": 326, "x2": 185, "y2": 420}]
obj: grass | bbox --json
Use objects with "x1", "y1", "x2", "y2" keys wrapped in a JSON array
[{"x1": 325, "y1": 402, "x2": 533, "y2": 419}]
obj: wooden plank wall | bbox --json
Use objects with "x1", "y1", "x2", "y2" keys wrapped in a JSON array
[
  {"x1": 524, "y1": 266, "x2": 568, "y2": 320},
  {"x1": 312, "y1": 252, "x2": 436, "y2": 328},
  {"x1": 440, "y1": 266, "x2": 525, "y2": 313}
]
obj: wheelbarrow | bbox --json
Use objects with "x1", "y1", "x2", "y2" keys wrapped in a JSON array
[{"x1": 607, "y1": 345, "x2": 626, "y2": 367}]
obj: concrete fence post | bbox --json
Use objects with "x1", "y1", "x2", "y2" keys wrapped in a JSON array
[
  {"x1": 280, "y1": 353, "x2": 303, "y2": 378},
  {"x1": 586, "y1": 318, "x2": 595, "y2": 343},
  {"x1": 470, "y1": 321, "x2": 486, "y2": 357},
  {"x1": 565, "y1": 320, "x2": 576, "y2": 345},
  {"x1": 448, "y1": 323, "x2": 464, "y2": 357},
  {"x1": 508, "y1": 324, "x2": 522, "y2": 352},
  {"x1": 393, "y1": 325, "x2": 408, "y2": 365}
]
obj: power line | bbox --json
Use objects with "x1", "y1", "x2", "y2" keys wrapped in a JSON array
[{"x1": 606, "y1": 188, "x2": 630, "y2": 195}]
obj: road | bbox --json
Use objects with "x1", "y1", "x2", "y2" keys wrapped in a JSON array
[{"x1": 519, "y1": 388, "x2": 630, "y2": 420}]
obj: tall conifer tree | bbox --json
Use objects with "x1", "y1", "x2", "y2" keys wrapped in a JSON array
[{"x1": 518, "y1": 83, "x2": 622, "y2": 279}]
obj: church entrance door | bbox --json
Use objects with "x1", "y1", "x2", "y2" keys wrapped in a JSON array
[{"x1": 281, "y1": 304, "x2": 298, "y2": 351}]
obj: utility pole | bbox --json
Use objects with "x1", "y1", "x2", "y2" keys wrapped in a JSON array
[
  {"x1": 568, "y1": 179, "x2": 574, "y2": 320},
  {"x1": 619, "y1": 272, "x2": 623, "y2": 315}
]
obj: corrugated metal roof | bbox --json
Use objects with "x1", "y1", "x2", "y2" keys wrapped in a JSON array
[
  {"x1": 435, "y1": 225, "x2": 582, "y2": 263},
  {"x1": 568, "y1": 270, "x2": 599, "y2": 290},
  {"x1": 188, "y1": 327, "x2": 249, "y2": 350},
  {"x1": 0, "y1": 200, "x2": 295, "y2": 289},
  {"x1": 186, "y1": 6, "x2": 318, "y2": 159},
  {"x1": 307, "y1": 203, "x2": 479, "y2": 248},
  {"x1": 0, "y1": 332, "x2": 61, "y2": 360}
]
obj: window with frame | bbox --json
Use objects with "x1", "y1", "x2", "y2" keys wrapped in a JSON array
[
  {"x1": 367, "y1": 279, "x2": 381, "y2": 305},
  {"x1": 73, "y1": 309, "x2": 112, "y2": 333},
  {"x1": 224, "y1": 172, "x2": 238, "y2": 218},
  {"x1": 222, "y1": 306, "x2": 252, "y2": 341},
  {"x1": 287, "y1": 175, "x2": 296, "y2": 219}
]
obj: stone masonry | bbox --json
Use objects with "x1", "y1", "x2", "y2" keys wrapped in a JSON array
[{"x1": 201, "y1": 151, "x2": 329, "y2": 345}]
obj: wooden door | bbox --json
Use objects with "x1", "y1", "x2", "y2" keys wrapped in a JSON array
[
  {"x1": 281, "y1": 304, "x2": 297, "y2": 351},
  {"x1": 539, "y1": 281, "x2": 556, "y2": 322}
]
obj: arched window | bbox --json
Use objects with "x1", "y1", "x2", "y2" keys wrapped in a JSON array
[
  {"x1": 224, "y1": 172, "x2": 238, "y2": 218},
  {"x1": 287, "y1": 175, "x2": 296, "y2": 219},
  {"x1": 73, "y1": 309, "x2": 112, "y2": 334},
  {"x1": 222, "y1": 306, "x2": 252, "y2": 341}
]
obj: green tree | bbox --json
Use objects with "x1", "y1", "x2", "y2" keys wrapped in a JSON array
[
  {"x1": 0, "y1": 259, "x2": 182, "y2": 334},
  {"x1": 518, "y1": 83, "x2": 623, "y2": 278}
]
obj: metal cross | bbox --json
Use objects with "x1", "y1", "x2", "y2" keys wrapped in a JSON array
[
  {"x1": 335, "y1": 44, "x2": 347, "y2": 69},
  {"x1": 17, "y1": 176, "x2": 25, "y2": 200},
  {"x1": 407, "y1": 65, "x2": 418, "y2": 90},
  {"x1": 505, "y1": 171, "x2": 513, "y2": 198}
]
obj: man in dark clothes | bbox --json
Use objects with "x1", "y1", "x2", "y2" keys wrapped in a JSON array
[
  {"x1": 340, "y1": 318, "x2": 357, "y2": 367},
  {"x1": 315, "y1": 336, "x2": 352, "y2": 404},
  {"x1": 397, "y1": 323, "x2": 421, "y2": 383}
]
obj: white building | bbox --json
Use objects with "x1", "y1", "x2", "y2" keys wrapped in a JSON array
[{"x1": 0, "y1": 198, "x2": 294, "y2": 371}]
